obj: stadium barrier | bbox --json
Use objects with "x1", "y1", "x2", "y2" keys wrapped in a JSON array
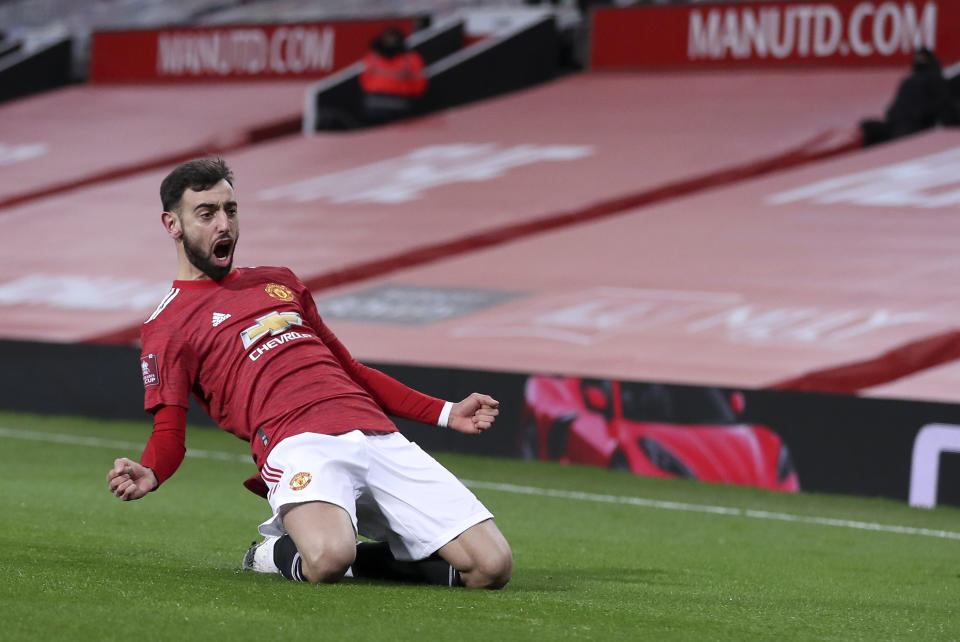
[
  {"x1": 304, "y1": 12, "x2": 558, "y2": 131},
  {"x1": 417, "y1": 13, "x2": 557, "y2": 116},
  {"x1": 4, "y1": 338, "x2": 960, "y2": 508},
  {"x1": 302, "y1": 18, "x2": 467, "y2": 132},
  {"x1": 590, "y1": 0, "x2": 960, "y2": 70},
  {"x1": 88, "y1": 16, "x2": 422, "y2": 83},
  {"x1": 0, "y1": 37, "x2": 73, "y2": 103}
]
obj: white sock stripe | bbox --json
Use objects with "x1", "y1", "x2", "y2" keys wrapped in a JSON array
[{"x1": 292, "y1": 553, "x2": 304, "y2": 582}]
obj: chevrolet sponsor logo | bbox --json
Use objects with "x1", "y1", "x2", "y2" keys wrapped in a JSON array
[
  {"x1": 240, "y1": 311, "x2": 304, "y2": 349},
  {"x1": 247, "y1": 330, "x2": 311, "y2": 362}
]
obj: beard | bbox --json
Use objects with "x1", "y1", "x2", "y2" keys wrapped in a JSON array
[{"x1": 182, "y1": 229, "x2": 235, "y2": 281}]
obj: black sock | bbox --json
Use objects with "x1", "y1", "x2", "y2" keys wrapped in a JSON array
[
  {"x1": 352, "y1": 542, "x2": 464, "y2": 587},
  {"x1": 271, "y1": 536, "x2": 463, "y2": 586},
  {"x1": 273, "y1": 534, "x2": 306, "y2": 581}
]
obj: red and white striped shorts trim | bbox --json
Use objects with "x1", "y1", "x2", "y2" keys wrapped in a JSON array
[{"x1": 260, "y1": 462, "x2": 284, "y2": 497}]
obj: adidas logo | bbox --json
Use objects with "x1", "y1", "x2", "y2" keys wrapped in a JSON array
[{"x1": 212, "y1": 312, "x2": 231, "y2": 327}]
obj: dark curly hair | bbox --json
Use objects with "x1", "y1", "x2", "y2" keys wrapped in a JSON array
[{"x1": 160, "y1": 158, "x2": 234, "y2": 212}]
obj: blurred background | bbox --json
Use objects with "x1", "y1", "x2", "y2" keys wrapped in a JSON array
[{"x1": 2, "y1": 0, "x2": 959, "y2": 508}]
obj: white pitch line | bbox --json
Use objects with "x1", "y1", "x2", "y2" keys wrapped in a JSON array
[
  {"x1": 463, "y1": 480, "x2": 960, "y2": 541},
  {"x1": 0, "y1": 427, "x2": 251, "y2": 464},
  {"x1": 5, "y1": 426, "x2": 960, "y2": 541}
]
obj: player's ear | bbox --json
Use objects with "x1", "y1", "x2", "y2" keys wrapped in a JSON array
[{"x1": 161, "y1": 210, "x2": 182, "y2": 240}]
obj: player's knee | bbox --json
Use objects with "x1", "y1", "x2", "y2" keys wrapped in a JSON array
[
  {"x1": 300, "y1": 540, "x2": 356, "y2": 584},
  {"x1": 465, "y1": 546, "x2": 513, "y2": 590}
]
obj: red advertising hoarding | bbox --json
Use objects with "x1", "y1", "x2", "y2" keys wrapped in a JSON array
[
  {"x1": 590, "y1": 1, "x2": 959, "y2": 69},
  {"x1": 89, "y1": 18, "x2": 415, "y2": 82}
]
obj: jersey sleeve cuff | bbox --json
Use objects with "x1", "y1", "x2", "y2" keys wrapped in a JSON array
[{"x1": 437, "y1": 401, "x2": 453, "y2": 428}]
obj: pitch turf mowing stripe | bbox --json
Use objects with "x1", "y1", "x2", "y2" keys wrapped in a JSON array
[
  {"x1": 463, "y1": 480, "x2": 960, "y2": 541},
  {"x1": 0, "y1": 426, "x2": 249, "y2": 463},
  {"x1": 4, "y1": 425, "x2": 958, "y2": 542}
]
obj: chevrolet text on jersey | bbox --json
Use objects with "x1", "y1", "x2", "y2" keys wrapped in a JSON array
[{"x1": 247, "y1": 330, "x2": 312, "y2": 361}]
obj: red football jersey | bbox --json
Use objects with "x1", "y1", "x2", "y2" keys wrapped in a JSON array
[{"x1": 139, "y1": 266, "x2": 444, "y2": 479}]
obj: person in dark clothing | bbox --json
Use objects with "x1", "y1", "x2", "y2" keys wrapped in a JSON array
[
  {"x1": 359, "y1": 27, "x2": 428, "y2": 126},
  {"x1": 861, "y1": 48, "x2": 960, "y2": 146}
]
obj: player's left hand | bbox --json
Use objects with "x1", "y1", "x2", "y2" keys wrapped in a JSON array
[{"x1": 448, "y1": 393, "x2": 499, "y2": 435}]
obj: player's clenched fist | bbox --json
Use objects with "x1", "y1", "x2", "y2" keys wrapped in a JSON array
[
  {"x1": 107, "y1": 458, "x2": 158, "y2": 501},
  {"x1": 448, "y1": 393, "x2": 500, "y2": 435}
]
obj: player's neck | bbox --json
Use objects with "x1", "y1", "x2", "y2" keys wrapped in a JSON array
[
  {"x1": 177, "y1": 263, "x2": 216, "y2": 281},
  {"x1": 175, "y1": 252, "x2": 232, "y2": 282},
  {"x1": 177, "y1": 266, "x2": 212, "y2": 281}
]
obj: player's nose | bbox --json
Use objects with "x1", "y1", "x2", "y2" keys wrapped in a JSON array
[{"x1": 213, "y1": 209, "x2": 232, "y2": 233}]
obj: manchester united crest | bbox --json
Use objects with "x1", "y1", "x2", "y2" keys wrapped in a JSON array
[
  {"x1": 289, "y1": 472, "x2": 312, "y2": 491},
  {"x1": 265, "y1": 283, "x2": 294, "y2": 301}
]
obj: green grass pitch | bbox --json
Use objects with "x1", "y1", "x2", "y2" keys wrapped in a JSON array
[{"x1": 2, "y1": 410, "x2": 959, "y2": 641}]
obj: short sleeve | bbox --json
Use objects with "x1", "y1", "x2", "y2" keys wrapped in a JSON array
[{"x1": 140, "y1": 322, "x2": 198, "y2": 412}]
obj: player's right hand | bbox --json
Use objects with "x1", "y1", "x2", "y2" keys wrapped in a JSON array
[{"x1": 106, "y1": 457, "x2": 158, "y2": 501}]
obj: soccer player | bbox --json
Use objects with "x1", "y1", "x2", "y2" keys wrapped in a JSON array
[{"x1": 106, "y1": 158, "x2": 512, "y2": 589}]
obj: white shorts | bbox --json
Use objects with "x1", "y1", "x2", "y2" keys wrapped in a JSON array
[{"x1": 257, "y1": 430, "x2": 494, "y2": 561}]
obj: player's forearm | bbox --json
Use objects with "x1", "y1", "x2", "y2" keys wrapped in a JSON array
[
  {"x1": 140, "y1": 405, "x2": 187, "y2": 486},
  {"x1": 350, "y1": 360, "x2": 446, "y2": 424}
]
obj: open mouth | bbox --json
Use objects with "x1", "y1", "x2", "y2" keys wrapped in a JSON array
[{"x1": 212, "y1": 238, "x2": 233, "y2": 262}]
